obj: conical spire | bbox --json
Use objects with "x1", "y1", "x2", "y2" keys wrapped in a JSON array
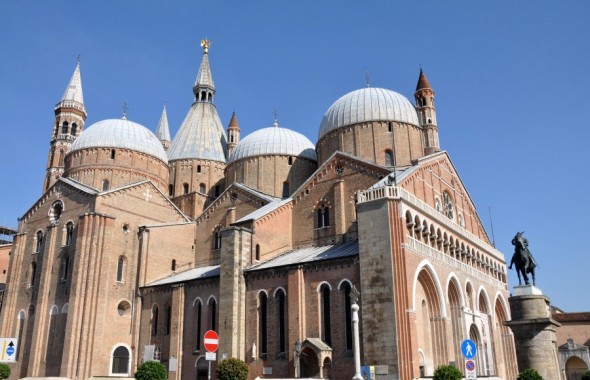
[
  {"x1": 194, "y1": 39, "x2": 215, "y2": 92},
  {"x1": 415, "y1": 68, "x2": 432, "y2": 91},
  {"x1": 156, "y1": 105, "x2": 171, "y2": 142},
  {"x1": 61, "y1": 60, "x2": 85, "y2": 106},
  {"x1": 228, "y1": 111, "x2": 239, "y2": 130}
]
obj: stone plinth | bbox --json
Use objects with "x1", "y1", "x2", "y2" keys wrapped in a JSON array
[{"x1": 505, "y1": 285, "x2": 562, "y2": 379}]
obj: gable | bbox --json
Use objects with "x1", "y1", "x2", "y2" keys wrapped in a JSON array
[{"x1": 398, "y1": 151, "x2": 492, "y2": 244}]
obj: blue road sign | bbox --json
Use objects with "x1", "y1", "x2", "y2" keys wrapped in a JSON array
[{"x1": 461, "y1": 339, "x2": 477, "y2": 359}]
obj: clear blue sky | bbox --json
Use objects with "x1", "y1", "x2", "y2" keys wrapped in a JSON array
[{"x1": 1, "y1": 1, "x2": 589, "y2": 311}]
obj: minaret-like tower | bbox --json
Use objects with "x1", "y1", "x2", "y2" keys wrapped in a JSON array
[
  {"x1": 227, "y1": 112, "x2": 240, "y2": 157},
  {"x1": 155, "y1": 105, "x2": 171, "y2": 150},
  {"x1": 414, "y1": 68, "x2": 439, "y2": 155},
  {"x1": 44, "y1": 60, "x2": 86, "y2": 192}
]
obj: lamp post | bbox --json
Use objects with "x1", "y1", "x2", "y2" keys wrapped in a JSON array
[{"x1": 351, "y1": 285, "x2": 363, "y2": 380}]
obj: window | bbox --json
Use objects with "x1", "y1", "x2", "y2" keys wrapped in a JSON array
[
  {"x1": 197, "y1": 165, "x2": 202, "y2": 173},
  {"x1": 384, "y1": 149, "x2": 394, "y2": 166},
  {"x1": 151, "y1": 305, "x2": 158, "y2": 336},
  {"x1": 443, "y1": 191, "x2": 454, "y2": 220},
  {"x1": 110, "y1": 149, "x2": 116, "y2": 160},
  {"x1": 288, "y1": 156, "x2": 293, "y2": 165},
  {"x1": 387, "y1": 121, "x2": 393, "y2": 132},
  {"x1": 255, "y1": 244, "x2": 260, "y2": 261},
  {"x1": 282, "y1": 182, "x2": 289, "y2": 198},
  {"x1": 102, "y1": 180, "x2": 110, "y2": 191},
  {"x1": 29, "y1": 262, "x2": 37, "y2": 287},
  {"x1": 111, "y1": 346, "x2": 130, "y2": 375},
  {"x1": 168, "y1": 184, "x2": 174, "y2": 196},
  {"x1": 116, "y1": 257, "x2": 124, "y2": 282},
  {"x1": 171, "y1": 259, "x2": 177, "y2": 271},
  {"x1": 61, "y1": 255, "x2": 70, "y2": 280},
  {"x1": 194, "y1": 300, "x2": 202, "y2": 351},
  {"x1": 164, "y1": 306, "x2": 171, "y2": 335},
  {"x1": 213, "y1": 229, "x2": 222, "y2": 250},
  {"x1": 65, "y1": 222, "x2": 74, "y2": 246},
  {"x1": 214, "y1": 185, "x2": 220, "y2": 197},
  {"x1": 316, "y1": 205, "x2": 330, "y2": 228},
  {"x1": 199, "y1": 183, "x2": 206, "y2": 194},
  {"x1": 35, "y1": 231, "x2": 44, "y2": 253},
  {"x1": 320, "y1": 284, "x2": 331, "y2": 345},
  {"x1": 341, "y1": 282, "x2": 353, "y2": 350},
  {"x1": 276, "y1": 289, "x2": 286, "y2": 353},
  {"x1": 183, "y1": 183, "x2": 189, "y2": 194},
  {"x1": 49, "y1": 201, "x2": 63, "y2": 224},
  {"x1": 61, "y1": 122, "x2": 68, "y2": 134},
  {"x1": 208, "y1": 298, "x2": 217, "y2": 331},
  {"x1": 71, "y1": 123, "x2": 77, "y2": 135},
  {"x1": 258, "y1": 292, "x2": 268, "y2": 357}
]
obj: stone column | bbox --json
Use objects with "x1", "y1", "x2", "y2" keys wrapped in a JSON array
[{"x1": 505, "y1": 285, "x2": 562, "y2": 380}]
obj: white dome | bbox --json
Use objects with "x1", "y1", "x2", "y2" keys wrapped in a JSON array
[
  {"x1": 319, "y1": 87, "x2": 419, "y2": 140},
  {"x1": 228, "y1": 126, "x2": 316, "y2": 163},
  {"x1": 71, "y1": 118, "x2": 168, "y2": 163}
]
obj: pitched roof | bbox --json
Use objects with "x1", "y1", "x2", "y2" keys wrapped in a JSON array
[
  {"x1": 234, "y1": 197, "x2": 291, "y2": 224},
  {"x1": 246, "y1": 240, "x2": 358, "y2": 271},
  {"x1": 145, "y1": 265, "x2": 220, "y2": 287},
  {"x1": 553, "y1": 312, "x2": 590, "y2": 323}
]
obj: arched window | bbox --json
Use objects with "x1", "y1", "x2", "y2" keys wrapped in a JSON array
[
  {"x1": 102, "y1": 180, "x2": 110, "y2": 191},
  {"x1": 340, "y1": 281, "x2": 353, "y2": 350},
  {"x1": 35, "y1": 231, "x2": 44, "y2": 253},
  {"x1": 194, "y1": 300, "x2": 202, "y2": 351},
  {"x1": 197, "y1": 165, "x2": 202, "y2": 173},
  {"x1": 61, "y1": 255, "x2": 70, "y2": 281},
  {"x1": 199, "y1": 183, "x2": 206, "y2": 194},
  {"x1": 61, "y1": 122, "x2": 69, "y2": 134},
  {"x1": 183, "y1": 183, "x2": 189, "y2": 194},
  {"x1": 110, "y1": 149, "x2": 116, "y2": 160},
  {"x1": 116, "y1": 257, "x2": 124, "y2": 282},
  {"x1": 29, "y1": 262, "x2": 37, "y2": 287},
  {"x1": 282, "y1": 182, "x2": 289, "y2": 198},
  {"x1": 276, "y1": 289, "x2": 286, "y2": 353},
  {"x1": 168, "y1": 184, "x2": 174, "y2": 196},
  {"x1": 320, "y1": 284, "x2": 331, "y2": 345},
  {"x1": 111, "y1": 346, "x2": 130, "y2": 375},
  {"x1": 255, "y1": 244, "x2": 260, "y2": 261},
  {"x1": 317, "y1": 206, "x2": 330, "y2": 228},
  {"x1": 443, "y1": 191, "x2": 454, "y2": 220},
  {"x1": 65, "y1": 222, "x2": 74, "y2": 246},
  {"x1": 208, "y1": 298, "x2": 217, "y2": 331},
  {"x1": 213, "y1": 228, "x2": 222, "y2": 250},
  {"x1": 258, "y1": 292, "x2": 268, "y2": 357},
  {"x1": 385, "y1": 149, "x2": 394, "y2": 166},
  {"x1": 171, "y1": 259, "x2": 177, "y2": 271},
  {"x1": 49, "y1": 201, "x2": 63, "y2": 223},
  {"x1": 164, "y1": 306, "x2": 171, "y2": 335},
  {"x1": 288, "y1": 156, "x2": 293, "y2": 165},
  {"x1": 151, "y1": 305, "x2": 158, "y2": 336},
  {"x1": 71, "y1": 123, "x2": 77, "y2": 135},
  {"x1": 387, "y1": 121, "x2": 393, "y2": 133}
]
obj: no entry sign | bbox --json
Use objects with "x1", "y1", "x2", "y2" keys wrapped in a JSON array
[{"x1": 204, "y1": 330, "x2": 219, "y2": 353}]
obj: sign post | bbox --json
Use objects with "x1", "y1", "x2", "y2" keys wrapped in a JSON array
[
  {"x1": 461, "y1": 339, "x2": 477, "y2": 380},
  {"x1": 204, "y1": 330, "x2": 219, "y2": 380},
  {"x1": 0, "y1": 338, "x2": 18, "y2": 363}
]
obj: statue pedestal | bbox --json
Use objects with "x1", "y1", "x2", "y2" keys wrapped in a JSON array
[{"x1": 505, "y1": 287, "x2": 562, "y2": 379}]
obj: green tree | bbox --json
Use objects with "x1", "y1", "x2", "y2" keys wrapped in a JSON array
[
  {"x1": 0, "y1": 363, "x2": 10, "y2": 380},
  {"x1": 135, "y1": 360, "x2": 167, "y2": 380},
  {"x1": 433, "y1": 364, "x2": 463, "y2": 380},
  {"x1": 581, "y1": 370, "x2": 590, "y2": 380},
  {"x1": 517, "y1": 368, "x2": 544, "y2": 380},
  {"x1": 217, "y1": 357, "x2": 249, "y2": 380}
]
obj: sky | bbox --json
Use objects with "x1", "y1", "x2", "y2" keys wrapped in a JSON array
[{"x1": 1, "y1": 1, "x2": 589, "y2": 311}]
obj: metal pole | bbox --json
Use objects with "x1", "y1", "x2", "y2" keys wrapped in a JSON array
[{"x1": 208, "y1": 359, "x2": 211, "y2": 380}]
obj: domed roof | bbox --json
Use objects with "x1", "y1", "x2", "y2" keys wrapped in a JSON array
[
  {"x1": 71, "y1": 118, "x2": 168, "y2": 163},
  {"x1": 319, "y1": 87, "x2": 419, "y2": 140},
  {"x1": 228, "y1": 125, "x2": 316, "y2": 163}
]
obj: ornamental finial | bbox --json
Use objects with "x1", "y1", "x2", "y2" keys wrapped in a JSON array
[{"x1": 200, "y1": 38, "x2": 211, "y2": 54}]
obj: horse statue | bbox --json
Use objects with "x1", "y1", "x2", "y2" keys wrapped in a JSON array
[{"x1": 508, "y1": 232, "x2": 537, "y2": 286}]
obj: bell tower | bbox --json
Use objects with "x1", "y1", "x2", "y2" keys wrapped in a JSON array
[
  {"x1": 44, "y1": 59, "x2": 86, "y2": 192},
  {"x1": 414, "y1": 68, "x2": 439, "y2": 155},
  {"x1": 227, "y1": 111, "x2": 240, "y2": 157}
]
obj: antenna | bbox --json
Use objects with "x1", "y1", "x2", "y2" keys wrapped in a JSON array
[
  {"x1": 488, "y1": 204, "x2": 496, "y2": 247},
  {"x1": 364, "y1": 71, "x2": 371, "y2": 87}
]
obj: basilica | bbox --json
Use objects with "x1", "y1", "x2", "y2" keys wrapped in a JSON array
[{"x1": 0, "y1": 40, "x2": 518, "y2": 380}]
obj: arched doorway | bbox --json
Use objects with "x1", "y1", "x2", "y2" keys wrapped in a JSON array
[
  {"x1": 469, "y1": 324, "x2": 485, "y2": 377},
  {"x1": 300, "y1": 346, "x2": 320, "y2": 378},
  {"x1": 565, "y1": 356, "x2": 588, "y2": 380}
]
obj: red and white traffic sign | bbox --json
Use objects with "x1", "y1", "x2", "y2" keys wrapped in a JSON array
[{"x1": 204, "y1": 330, "x2": 219, "y2": 353}]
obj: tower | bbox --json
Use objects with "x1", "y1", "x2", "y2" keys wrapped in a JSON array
[
  {"x1": 44, "y1": 60, "x2": 86, "y2": 192},
  {"x1": 226, "y1": 111, "x2": 240, "y2": 157},
  {"x1": 156, "y1": 105, "x2": 171, "y2": 150},
  {"x1": 414, "y1": 68, "x2": 439, "y2": 155}
]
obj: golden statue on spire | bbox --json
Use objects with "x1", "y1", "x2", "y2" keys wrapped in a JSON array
[{"x1": 200, "y1": 38, "x2": 211, "y2": 54}]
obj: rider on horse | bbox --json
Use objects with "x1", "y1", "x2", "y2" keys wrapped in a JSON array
[{"x1": 508, "y1": 232, "x2": 538, "y2": 285}]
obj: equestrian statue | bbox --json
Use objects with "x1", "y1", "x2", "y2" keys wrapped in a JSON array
[{"x1": 508, "y1": 231, "x2": 538, "y2": 286}]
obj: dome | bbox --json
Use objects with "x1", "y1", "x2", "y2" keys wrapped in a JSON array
[
  {"x1": 71, "y1": 118, "x2": 168, "y2": 163},
  {"x1": 228, "y1": 126, "x2": 316, "y2": 163},
  {"x1": 319, "y1": 87, "x2": 419, "y2": 140}
]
